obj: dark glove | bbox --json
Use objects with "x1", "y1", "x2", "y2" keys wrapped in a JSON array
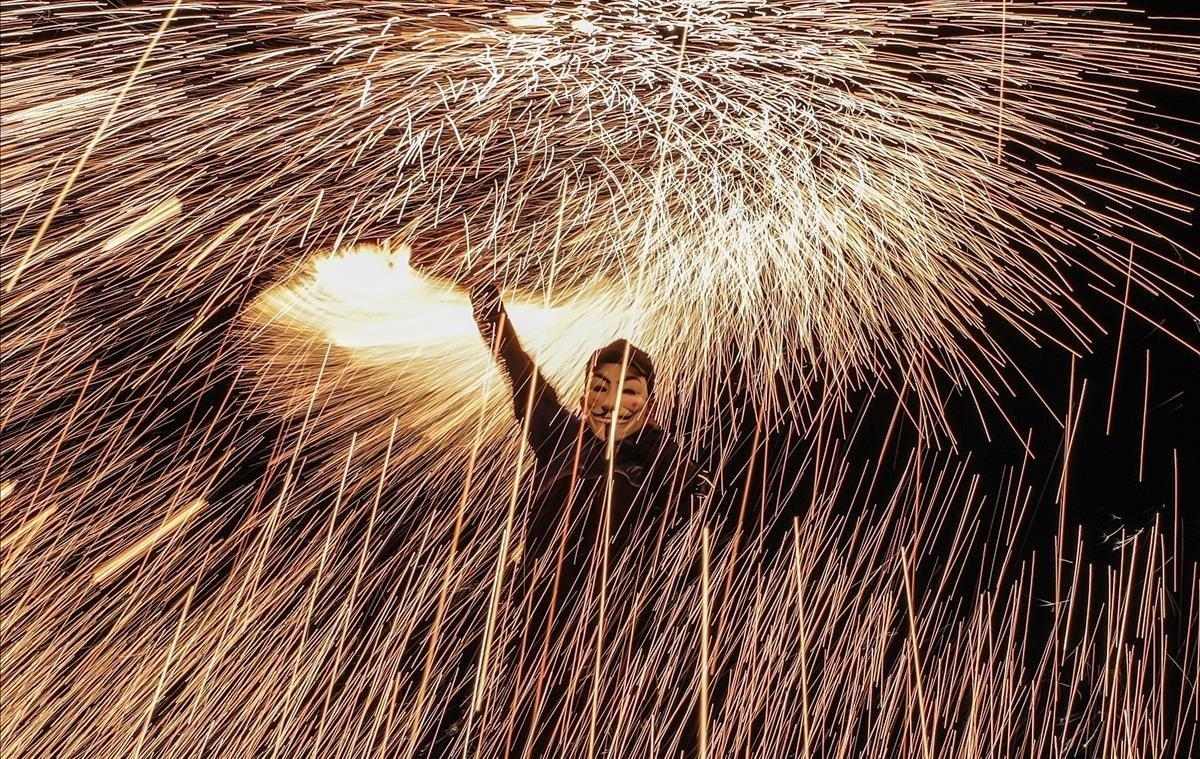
[
  {"x1": 685, "y1": 468, "x2": 716, "y2": 523},
  {"x1": 687, "y1": 469, "x2": 715, "y2": 502}
]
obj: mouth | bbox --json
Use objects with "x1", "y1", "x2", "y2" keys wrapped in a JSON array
[{"x1": 591, "y1": 412, "x2": 634, "y2": 425}]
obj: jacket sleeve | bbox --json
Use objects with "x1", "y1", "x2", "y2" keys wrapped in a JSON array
[{"x1": 469, "y1": 282, "x2": 572, "y2": 457}]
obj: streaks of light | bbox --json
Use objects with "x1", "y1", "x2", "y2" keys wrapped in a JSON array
[
  {"x1": 92, "y1": 497, "x2": 206, "y2": 585},
  {"x1": 1, "y1": 504, "x2": 56, "y2": 556},
  {"x1": 102, "y1": 197, "x2": 183, "y2": 253},
  {"x1": 2, "y1": 1, "x2": 1196, "y2": 445},
  {"x1": 0, "y1": 2, "x2": 1196, "y2": 758}
]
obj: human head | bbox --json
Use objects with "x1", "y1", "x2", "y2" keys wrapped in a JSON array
[{"x1": 581, "y1": 339, "x2": 655, "y2": 442}]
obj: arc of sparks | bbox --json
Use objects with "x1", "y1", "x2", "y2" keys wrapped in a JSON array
[{"x1": 5, "y1": 0, "x2": 184, "y2": 293}]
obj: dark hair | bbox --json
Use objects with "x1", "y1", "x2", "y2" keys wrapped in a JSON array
[{"x1": 588, "y1": 339, "x2": 655, "y2": 396}]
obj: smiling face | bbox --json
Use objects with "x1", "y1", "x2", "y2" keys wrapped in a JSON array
[{"x1": 581, "y1": 362, "x2": 651, "y2": 442}]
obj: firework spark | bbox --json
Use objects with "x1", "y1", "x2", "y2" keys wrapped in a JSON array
[{"x1": 1, "y1": 2, "x2": 1197, "y2": 758}]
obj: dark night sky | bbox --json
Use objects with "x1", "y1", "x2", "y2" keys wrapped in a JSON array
[
  {"x1": 681, "y1": 2, "x2": 1200, "y2": 593},
  {"x1": 944, "y1": 0, "x2": 1199, "y2": 556}
]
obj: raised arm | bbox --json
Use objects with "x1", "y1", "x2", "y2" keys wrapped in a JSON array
[{"x1": 469, "y1": 281, "x2": 571, "y2": 452}]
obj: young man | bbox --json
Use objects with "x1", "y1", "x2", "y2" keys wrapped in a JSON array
[
  {"x1": 470, "y1": 280, "x2": 712, "y2": 552},
  {"x1": 466, "y1": 280, "x2": 714, "y2": 755}
]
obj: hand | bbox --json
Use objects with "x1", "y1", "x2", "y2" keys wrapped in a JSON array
[{"x1": 687, "y1": 469, "x2": 715, "y2": 503}]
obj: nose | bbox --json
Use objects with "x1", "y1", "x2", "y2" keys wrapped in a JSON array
[{"x1": 594, "y1": 388, "x2": 615, "y2": 412}]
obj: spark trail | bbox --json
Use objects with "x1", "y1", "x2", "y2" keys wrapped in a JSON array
[{"x1": 1, "y1": 2, "x2": 1197, "y2": 757}]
